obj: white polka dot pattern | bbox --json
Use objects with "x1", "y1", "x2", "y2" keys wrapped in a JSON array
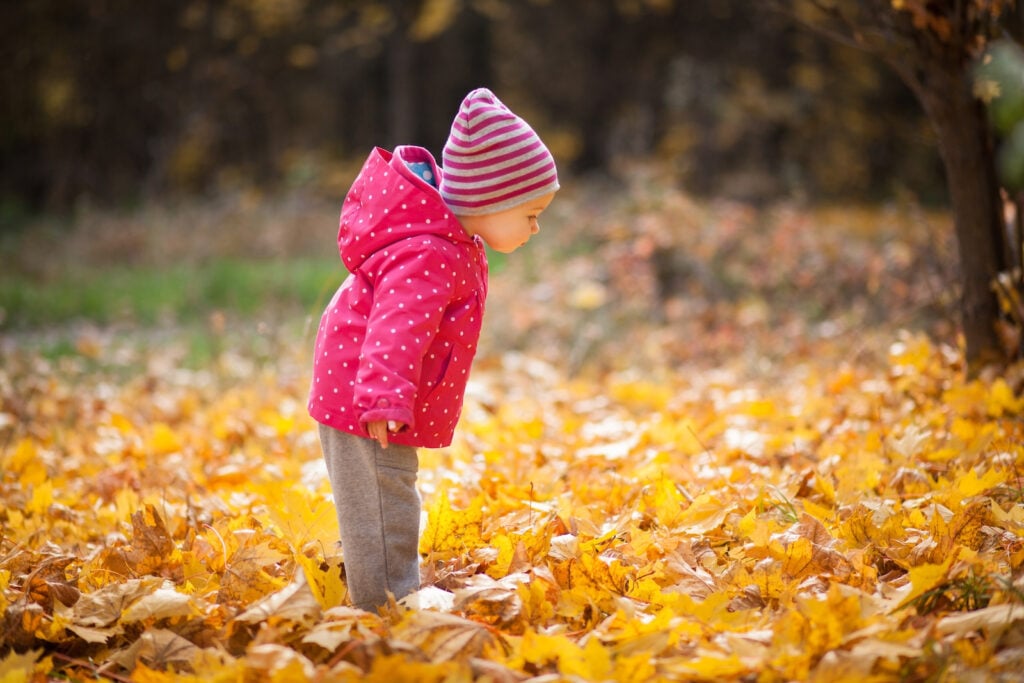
[{"x1": 308, "y1": 146, "x2": 489, "y2": 448}]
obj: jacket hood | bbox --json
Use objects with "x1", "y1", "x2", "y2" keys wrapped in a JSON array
[{"x1": 338, "y1": 146, "x2": 472, "y2": 271}]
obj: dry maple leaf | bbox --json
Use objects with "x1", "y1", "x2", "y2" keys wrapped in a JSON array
[
  {"x1": 390, "y1": 609, "x2": 503, "y2": 663},
  {"x1": 234, "y1": 570, "x2": 321, "y2": 625}
]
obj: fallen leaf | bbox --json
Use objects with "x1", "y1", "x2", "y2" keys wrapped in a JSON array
[
  {"x1": 235, "y1": 571, "x2": 320, "y2": 624},
  {"x1": 936, "y1": 603, "x2": 1024, "y2": 636},
  {"x1": 390, "y1": 610, "x2": 498, "y2": 662}
]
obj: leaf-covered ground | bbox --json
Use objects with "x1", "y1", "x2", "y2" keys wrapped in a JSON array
[{"x1": 3, "y1": 175, "x2": 1024, "y2": 681}]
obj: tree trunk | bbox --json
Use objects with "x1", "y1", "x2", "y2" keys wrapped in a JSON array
[
  {"x1": 386, "y1": 0, "x2": 416, "y2": 147},
  {"x1": 903, "y1": 61, "x2": 1006, "y2": 371}
]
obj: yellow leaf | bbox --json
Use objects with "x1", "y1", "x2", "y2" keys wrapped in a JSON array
[
  {"x1": 943, "y1": 381, "x2": 1002, "y2": 418},
  {"x1": 794, "y1": 585, "x2": 864, "y2": 651},
  {"x1": 661, "y1": 652, "x2": 750, "y2": 680},
  {"x1": 485, "y1": 533, "x2": 515, "y2": 579},
  {"x1": 801, "y1": 497, "x2": 834, "y2": 524},
  {"x1": 769, "y1": 535, "x2": 814, "y2": 575},
  {"x1": 146, "y1": 422, "x2": 182, "y2": 455},
  {"x1": 109, "y1": 412, "x2": 134, "y2": 434},
  {"x1": 0, "y1": 569, "x2": 9, "y2": 609},
  {"x1": 0, "y1": 649, "x2": 40, "y2": 683},
  {"x1": 987, "y1": 378, "x2": 1024, "y2": 416},
  {"x1": 749, "y1": 558, "x2": 789, "y2": 601},
  {"x1": 515, "y1": 631, "x2": 611, "y2": 679},
  {"x1": 737, "y1": 508, "x2": 775, "y2": 547},
  {"x1": 954, "y1": 467, "x2": 1006, "y2": 500},
  {"x1": 265, "y1": 487, "x2": 338, "y2": 551},
  {"x1": 889, "y1": 335, "x2": 933, "y2": 372},
  {"x1": 362, "y1": 653, "x2": 461, "y2": 682},
  {"x1": 518, "y1": 577, "x2": 556, "y2": 623},
  {"x1": 812, "y1": 472, "x2": 836, "y2": 505},
  {"x1": 950, "y1": 416, "x2": 981, "y2": 442},
  {"x1": 626, "y1": 576, "x2": 664, "y2": 603},
  {"x1": 742, "y1": 398, "x2": 776, "y2": 418},
  {"x1": 114, "y1": 487, "x2": 141, "y2": 524},
  {"x1": 25, "y1": 480, "x2": 54, "y2": 516},
  {"x1": 674, "y1": 492, "x2": 729, "y2": 534},
  {"x1": 6, "y1": 439, "x2": 47, "y2": 487},
  {"x1": 259, "y1": 408, "x2": 296, "y2": 436},
  {"x1": 609, "y1": 379, "x2": 673, "y2": 410},
  {"x1": 612, "y1": 652, "x2": 658, "y2": 683},
  {"x1": 420, "y1": 490, "x2": 483, "y2": 556},
  {"x1": 645, "y1": 478, "x2": 685, "y2": 528},
  {"x1": 651, "y1": 590, "x2": 733, "y2": 625},
  {"x1": 131, "y1": 663, "x2": 187, "y2": 683},
  {"x1": 896, "y1": 552, "x2": 958, "y2": 610},
  {"x1": 834, "y1": 447, "x2": 885, "y2": 498},
  {"x1": 295, "y1": 553, "x2": 347, "y2": 610},
  {"x1": 644, "y1": 418, "x2": 705, "y2": 456},
  {"x1": 562, "y1": 636, "x2": 612, "y2": 679},
  {"x1": 990, "y1": 499, "x2": 1024, "y2": 525},
  {"x1": 906, "y1": 508, "x2": 927, "y2": 528}
]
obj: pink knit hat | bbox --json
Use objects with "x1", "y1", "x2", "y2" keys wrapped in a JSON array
[{"x1": 440, "y1": 88, "x2": 559, "y2": 216}]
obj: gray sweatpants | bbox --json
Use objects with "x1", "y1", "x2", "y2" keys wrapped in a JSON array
[{"x1": 318, "y1": 424, "x2": 421, "y2": 611}]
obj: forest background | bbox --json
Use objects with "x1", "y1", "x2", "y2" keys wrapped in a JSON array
[
  {"x1": 4, "y1": 1, "x2": 1024, "y2": 682},
  {"x1": 2, "y1": 0, "x2": 949, "y2": 213},
  {"x1": 0, "y1": 0, "x2": 969, "y2": 338}
]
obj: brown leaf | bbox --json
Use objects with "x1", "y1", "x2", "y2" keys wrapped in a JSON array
[
  {"x1": 1, "y1": 603, "x2": 48, "y2": 650},
  {"x1": 25, "y1": 571, "x2": 79, "y2": 612},
  {"x1": 302, "y1": 605, "x2": 383, "y2": 652},
  {"x1": 98, "y1": 505, "x2": 181, "y2": 581},
  {"x1": 469, "y1": 657, "x2": 529, "y2": 683},
  {"x1": 453, "y1": 573, "x2": 526, "y2": 628},
  {"x1": 390, "y1": 610, "x2": 499, "y2": 663},
  {"x1": 245, "y1": 643, "x2": 316, "y2": 679},
  {"x1": 71, "y1": 576, "x2": 165, "y2": 631},
  {"x1": 120, "y1": 582, "x2": 197, "y2": 623},
  {"x1": 936, "y1": 604, "x2": 1024, "y2": 637},
  {"x1": 235, "y1": 572, "x2": 321, "y2": 625},
  {"x1": 217, "y1": 534, "x2": 291, "y2": 606},
  {"x1": 770, "y1": 514, "x2": 850, "y2": 580},
  {"x1": 110, "y1": 628, "x2": 204, "y2": 672}
]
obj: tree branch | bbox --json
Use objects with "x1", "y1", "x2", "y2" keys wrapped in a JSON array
[{"x1": 779, "y1": 0, "x2": 866, "y2": 52}]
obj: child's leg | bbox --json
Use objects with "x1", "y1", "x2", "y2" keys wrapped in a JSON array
[{"x1": 318, "y1": 424, "x2": 421, "y2": 611}]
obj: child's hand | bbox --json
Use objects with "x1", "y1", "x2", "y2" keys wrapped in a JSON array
[{"x1": 367, "y1": 420, "x2": 403, "y2": 449}]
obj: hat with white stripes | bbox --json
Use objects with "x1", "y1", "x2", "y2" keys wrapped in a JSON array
[{"x1": 440, "y1": 88, "x2": 559, "y2": 216}]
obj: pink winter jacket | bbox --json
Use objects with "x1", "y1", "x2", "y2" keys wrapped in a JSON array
[{"x1": 308, "y1": 146, "x2": 488, "y2": 448}]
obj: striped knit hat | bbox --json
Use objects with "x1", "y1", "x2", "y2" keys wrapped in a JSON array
[{"x1": 440, "y1": 88, "x2": 559, "y2": 216}]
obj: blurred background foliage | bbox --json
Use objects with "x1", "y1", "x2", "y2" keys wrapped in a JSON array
[{"x1": 1, "y1": 0, "x2": 945, "y2": 220}]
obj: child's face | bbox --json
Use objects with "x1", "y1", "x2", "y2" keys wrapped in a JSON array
[{"x1": 457, "y1": 192, "x2": 556, "y2": 254}]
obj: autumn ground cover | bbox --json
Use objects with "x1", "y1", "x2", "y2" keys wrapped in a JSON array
[{"x1": 3, "y1": 171, "x2": 1024, "y2": 681}]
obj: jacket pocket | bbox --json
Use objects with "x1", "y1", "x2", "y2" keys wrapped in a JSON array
[{"x1": 419, "y1": 345, "x2": 454, "y2": 406}]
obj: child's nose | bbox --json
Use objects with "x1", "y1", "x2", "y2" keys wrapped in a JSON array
[{"x1": 531, "y1": 220, "x2": 541, "y2": 235}]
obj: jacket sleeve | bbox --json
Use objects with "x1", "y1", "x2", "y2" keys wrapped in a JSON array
[{"x1": 353, "y1": 236, "x2": 456, "y2": 429}]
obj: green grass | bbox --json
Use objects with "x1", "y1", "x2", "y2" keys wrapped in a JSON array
[{"x1": 0, "y1": 257, "x2": 343, "y2": 329}]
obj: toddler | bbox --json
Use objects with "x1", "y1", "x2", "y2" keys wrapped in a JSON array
[{"x1": 308, "y1": 88, "x2": 558, "y2": 611}]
